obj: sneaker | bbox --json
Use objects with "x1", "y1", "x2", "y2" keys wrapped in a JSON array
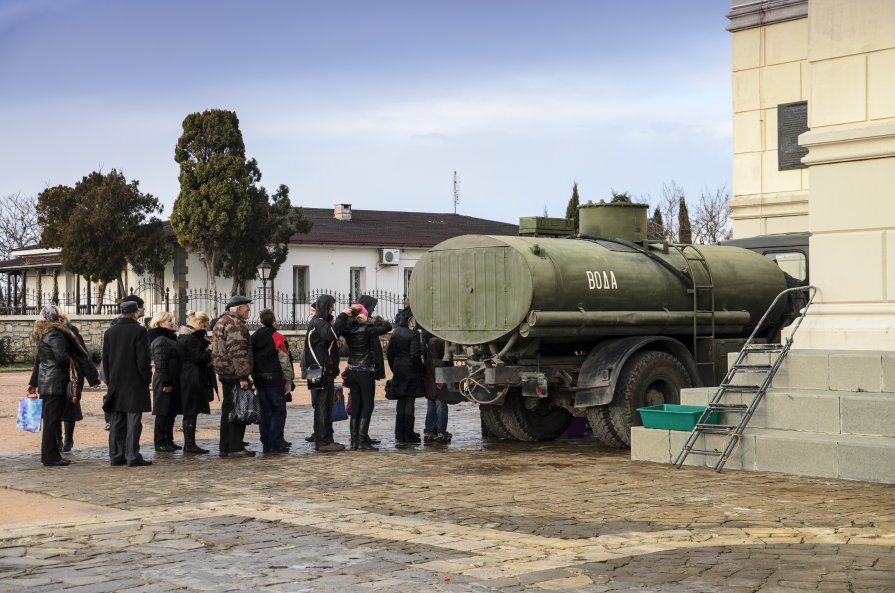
[
  {"x1": 423, "y1": 431, "x2": 437, "y2": 444},
  {"x1": 435, "y1": 431, "x2": 453, "y2": 444}
]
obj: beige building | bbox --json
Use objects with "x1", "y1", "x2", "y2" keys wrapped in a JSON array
[
  {"x1": 729, "y1": 0, "x2": 895, "y2": 351},
  {"x1": 632, "y1": 0, "x2": 894, "y2": 483}
]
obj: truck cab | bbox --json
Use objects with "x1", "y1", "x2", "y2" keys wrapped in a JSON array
[{"x1": 720, "y1": 233, "x2": 810, "y2": 285}]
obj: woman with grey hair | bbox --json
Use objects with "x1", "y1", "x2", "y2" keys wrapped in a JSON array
[{"x1": 26, "y1": 305, "x2": 96, "y2": 466}]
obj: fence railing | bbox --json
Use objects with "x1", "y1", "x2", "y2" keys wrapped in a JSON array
[{"x1": 0, "y1": 285, "x2": 406, "y2": 330}]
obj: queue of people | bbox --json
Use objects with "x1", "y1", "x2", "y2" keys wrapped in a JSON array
[{"x1": 26, "y1": 292, "x2": 451, "y2": 468}]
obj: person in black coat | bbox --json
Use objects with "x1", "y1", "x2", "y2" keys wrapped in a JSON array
[
  {"x1": 178, "y1": 310, "x2": 214, "y2": 454},
  {"x1": 387, "y1": 307, "x2": 426, "y2": 444},
  {"x1": 338, "y1": 298, "x2": 392, "y2": 451},
  {"x1": 303, "y1": 294, "x2": 346, "y2": 452},
  {"x1": 26, "y1": 305, "x2": 97, "y2": 467},
  {"x1": 148, "y1": 312, "x2": 183, "y2": 453},
  {"x1": 103, "y1": 301, "x2": 153, "y2": 467}
]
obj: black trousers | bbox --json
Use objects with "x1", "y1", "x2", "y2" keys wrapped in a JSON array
[
  {"x1": 154, "y1": 415, "x2": 176, "y2": 448},
  {"x1": 40, "y1": 393, "x2": 66, "y2": 464},
  {"x1": 347, "y1": 369, "x2": 376, "y2": 421},
  {"x1": 313, "y1": 377, "x2": 335, "y2": 445},
  {"x1": 109, "y1": 411, "x2": 144, "y2": 464},
  {"x1": 219, "y1": 379, "x2": 247, "y2": 454}
]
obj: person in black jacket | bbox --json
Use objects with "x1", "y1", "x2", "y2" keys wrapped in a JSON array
[
  {"x1": 103, "y1": 300, "x2": 153, "y2": 467},
  {"x1": 387, "y1": 307, "x2": 426, "y2": 444},
  {"x1": 55, "y1": 312, "x2": 99, "y2": 452},
  {"x1": 303, "y1": 294, "x2": 346, "y2": 452},
  {"x1": 178, "y1": 310, "x2": 214, "y2": 454},
  {"x1": 339, "y1": 299, "x2": 392, "y2": 450},
  {"x1": 251, "y1": 309, "x2": 295, "y2": 454},
  {"x1": 148, "y1": 312, "x2": 183, "y2": 453},
  {"x1": 26, "y1": 305, "x2": 97, "y2": 467}
]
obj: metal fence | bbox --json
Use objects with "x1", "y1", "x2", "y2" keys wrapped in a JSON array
[{"x1": 0, "y1": 284, "x2": 406, "y2": 330}]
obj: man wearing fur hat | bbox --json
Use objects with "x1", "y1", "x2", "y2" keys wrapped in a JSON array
[
  {"x1": 212, "y1": 295, "x2": 255, "y2": 457},
  {"x1": 103, "y1": 300, "x2": 153, "y2": 466},
  {"x1": 26, "y1": 305, "x2": 96, "y2": 466}
]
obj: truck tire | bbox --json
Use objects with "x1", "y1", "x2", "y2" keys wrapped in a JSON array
[
  {"x1": 480, "y1": 403, "x2": 517, "y2": 440},
  {"x1": 586, "y1": 406, "x2": 629, "y2": 448},
  {"x1": 608, "y1": 350, "x2": 691, "y2": 446},
  {"x1": 498, "y1": 390, "x2": 573, "y2": 442}
]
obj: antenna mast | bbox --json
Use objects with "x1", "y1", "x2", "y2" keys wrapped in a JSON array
[{"x1": 453, "y1": 171, "x2": 460, "y2": 214}]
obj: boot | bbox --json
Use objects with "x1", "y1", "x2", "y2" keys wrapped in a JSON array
[
  {"x1": 56, "y1": 424, "x2": 64, "y2": 452},
  {"x1": 168, "y1": 417, "x2": 182, "y2": 451},
  {"x1": 394, "y1": 414, "x2": 405, "y2": 444},
  {"x1": 183, "y1": 419, "x2": 209, "y2": 454},
  {"x1": 62, "y1": 421, "x2": 75, "y2": 452},
  {"x1": 358, "y1": 418, "x2": 378, "y2": 451},
  {"x1": 349, "y1": 417, "x2": 359, "y2": 450},
  {"x1": 405, "y1": 415, "x2": 421, "y2": 444}
]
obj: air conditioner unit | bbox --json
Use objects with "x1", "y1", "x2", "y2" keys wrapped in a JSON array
[{"x1": 380, "y1": 248, "x2": 400, "y2": 265}]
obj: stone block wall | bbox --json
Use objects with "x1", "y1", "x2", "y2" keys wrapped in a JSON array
[{"x1": 2, "y1": 316, "x2": 110, "y2": 363}]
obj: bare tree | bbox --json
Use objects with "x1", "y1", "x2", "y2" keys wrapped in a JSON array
[
  {"x1": 0, "y1": 191, "x2": 41, "y2": 260},
  {"x1": 692, "y1": 186, "x2": 733, "y2": 244},
  {"x1": 0, "y1": 192, "x2": 42, "y2": 306},
  {"x1": 647, "y1": 180, "x2": 686, "y2": 243}
]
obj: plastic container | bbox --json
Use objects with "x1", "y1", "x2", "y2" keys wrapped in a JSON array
[{"x1": 636, "y1": 404, "x2": 718, "y2": 431}]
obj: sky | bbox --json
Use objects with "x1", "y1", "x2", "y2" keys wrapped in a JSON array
[{"x1": 0, "y1": 0, "x2": 733, "y2": 224}]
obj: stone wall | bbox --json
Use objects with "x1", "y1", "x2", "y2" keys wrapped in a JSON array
[{"x1": 1, "y1": 316, "x2": 110, "y2": 363}]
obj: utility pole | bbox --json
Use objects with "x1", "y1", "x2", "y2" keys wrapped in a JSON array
[{"x1": 453, "y1": 171, "x2": 460, "y2": 214}]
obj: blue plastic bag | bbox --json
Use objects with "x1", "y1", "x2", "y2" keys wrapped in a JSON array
[
  {"x1": 332, "y1": 390, "x2": 348, "y2": 422},
  {"x1": 16, "y1": 397, "x2": 42, "y2": 433}
]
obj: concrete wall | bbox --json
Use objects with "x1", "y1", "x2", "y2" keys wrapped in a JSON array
[
  {"x1": 795, "y1": 0, "x2": 895, "y2": 350},
  {"x1": 729, "y1": 4, "x2": 810, "y2": 237}
]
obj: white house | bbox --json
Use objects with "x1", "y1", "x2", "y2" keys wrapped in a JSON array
[{"x1": 1, "y1": 203, "x2": 518, "y2": 324}]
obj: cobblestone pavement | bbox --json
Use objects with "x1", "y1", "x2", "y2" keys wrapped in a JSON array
[{"x1": 2, "y1": 402, "x2": 894, "y2": 592}]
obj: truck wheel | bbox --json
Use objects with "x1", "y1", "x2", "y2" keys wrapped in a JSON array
[
  {"x1": 586, "y1": 407, "x2": 629, "y2": 448},
  {"x1": 499, "y1": 390, "x2": 573, "y2": 442},
  {"x1": 609, "y1": 350, "x2": 690, "y2": 447},
  {"x1": 480, "y1": 403, "x2": 517, "y2": 440}
]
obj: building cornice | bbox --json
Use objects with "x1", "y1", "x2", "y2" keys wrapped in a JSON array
[
  {"x1": 800, "y1": 121, "x2": 895, "y2": 166},
  {"x1": 726, "y1": 0, "x2": 808, "y2": 32}
]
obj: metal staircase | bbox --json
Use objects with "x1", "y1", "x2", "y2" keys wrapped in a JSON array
[
  {"x1": 674, "y1": 244, "x2": 717, "y2": 385},
  {"x1": 674, "y1": 285, "x2": 817, "y2": 472}
]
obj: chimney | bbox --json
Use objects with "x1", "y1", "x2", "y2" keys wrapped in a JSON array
[{"x1": 334, "y1": 203, "x2": 352, "y2": 221}]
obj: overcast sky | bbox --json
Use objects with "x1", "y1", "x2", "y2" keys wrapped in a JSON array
[{"x1": 0, "y1": 0, "x2": 732, "y2": 224}]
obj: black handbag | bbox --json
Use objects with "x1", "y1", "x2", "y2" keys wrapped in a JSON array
[
  {"x1": 228, "y1": 384, "x2": 260, "y2": 424},
  {"x1": 305, "y1": 328, "x2": 325, "y2": 388}
]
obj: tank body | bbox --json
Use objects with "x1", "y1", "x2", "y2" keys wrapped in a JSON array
[{"x1": 410, "y1": 234, "x2": 789, "y2": 346}]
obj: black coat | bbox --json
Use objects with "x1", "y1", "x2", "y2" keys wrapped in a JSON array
[
  {"x1": 178, "y1": 326, "x2": 213, "y2": 416},
  {"x1": 387, "y1": 324, "x2": 425, "y2": 398},
  {"x1": 149, "y1": 327, "x2": 182, "y2": 417},
  {"x1": 343, "y1": 316, "x2": 392, "y2": 370},
  {"x1": 102, "y1": 317, "x2": 152, "y2": 413}
]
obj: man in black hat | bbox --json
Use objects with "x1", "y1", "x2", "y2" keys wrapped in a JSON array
[
  {"x1": 102, "y1": 294, "x2": 146, "y2": 431},
  {"x1": 211, "y1": 295, "x2": 255, "y2": 457},
  {"x1": 103, "y1": 300, "x2": 153, "y2": 466}
]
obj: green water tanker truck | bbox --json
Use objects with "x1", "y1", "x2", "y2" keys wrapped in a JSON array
[{"x1": 408, "y1": 202, "x2": 802, "y2": 447}]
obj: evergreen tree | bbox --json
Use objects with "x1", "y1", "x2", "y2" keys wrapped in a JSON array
[
  {"x1": 565, "y1": 182, "x2": 580, "y2": 233},
  {"x1": 37, "y1": 170, "x2": 169, "y2": 312},
  {"x1": 678, "y1": 196, "x2": 692, "y2": 244},
  {"x1": 648, "y1": 206, "x2": 665, "y2": 240}
]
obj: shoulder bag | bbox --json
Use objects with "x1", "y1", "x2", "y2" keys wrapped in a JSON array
[
  {"x1": 65, "y1": 357, "x2": 79, "y2": 404},
  {"x1": 305, "y1": 327, "x2": 324, "y2": 388}
]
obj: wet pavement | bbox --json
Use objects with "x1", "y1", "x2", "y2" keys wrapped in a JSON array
[{"x1": 1, "y1": 401, "x2": 894, "y2": 592}]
